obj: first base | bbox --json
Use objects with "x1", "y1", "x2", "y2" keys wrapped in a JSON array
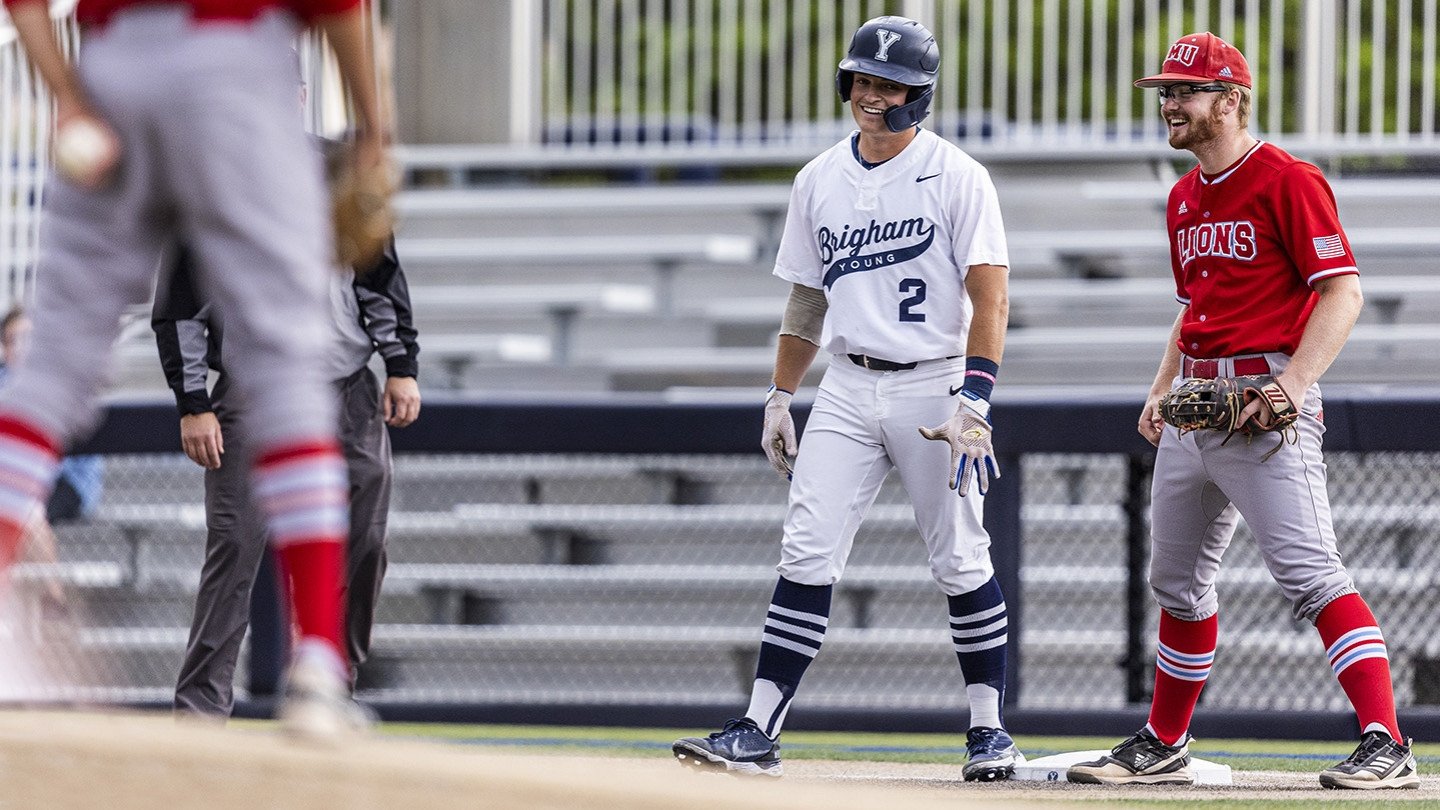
[{"x1": 1012, "y1": 750, "x2": 1232, "y2": 785}]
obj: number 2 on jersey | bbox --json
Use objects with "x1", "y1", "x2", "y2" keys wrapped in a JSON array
[{"x1": 899, "y1": 278, "x2": 926, "y2": 322}]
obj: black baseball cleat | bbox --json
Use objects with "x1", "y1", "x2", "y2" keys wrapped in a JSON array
[
  {"x1": 1319, "y1": 731, "x2": 1420, "y2": 789},
  {"x1": 672, "y1": 717, "x2": 783, "y2": 777},
  {"x1": 1067, "y1": 728, "x2": 1194, "y2": 785},
  {"x1": 962, "y1": 726, "x2": 1025, "y2": 781}
]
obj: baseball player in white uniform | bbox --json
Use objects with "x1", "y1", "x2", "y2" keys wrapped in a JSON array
[{"x1": 673, "y1": 15, "x2": 1022, "y2": 781}]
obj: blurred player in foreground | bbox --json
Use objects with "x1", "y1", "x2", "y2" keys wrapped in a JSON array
[
  {"x1": 0, "y1": 0, "x2": 388, "y2": 740},
  {"x1": 1067, "y1": 33, "x2": 1417, "y2": 790},
  {"x1": 672, "y1": 15, "x2": 1021, "y2": 782}
]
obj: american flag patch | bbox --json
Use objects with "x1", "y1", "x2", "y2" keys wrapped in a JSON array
[{"x1": 1313, "y1": 234, "x2": 1346, "y2": 259}]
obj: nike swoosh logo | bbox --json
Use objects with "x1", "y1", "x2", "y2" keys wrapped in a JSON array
[
  {"x1": 916, "y1": 173, "x2": 942, "y2": 183},
  {"x1": 949, "y1": 385, "x2": 963, "y2": 396}
]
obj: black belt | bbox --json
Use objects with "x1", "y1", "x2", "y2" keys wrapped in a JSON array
[{"x1": 848, "y1": 353, "x2": 918, "y2": 372}]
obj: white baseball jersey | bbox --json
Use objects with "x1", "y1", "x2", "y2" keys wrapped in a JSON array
[{"x1": 773, "y1": 128, "x2": 1009, "y2": 363}]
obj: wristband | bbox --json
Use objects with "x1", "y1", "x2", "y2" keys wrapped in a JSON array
[{"x1": 961, "y1": 356, "x2": 999, "y2": 401}]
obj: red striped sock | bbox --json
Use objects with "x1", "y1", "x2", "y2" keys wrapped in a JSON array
[
  {"x1": 0, "y1": 414, "x2": 60, "y2": 569},
  {"x1": 1147, "y1": 611, "x2": 1217, "y2": 745},
  {"x1": 1316, "y1": 593, "x2": 1401, "y2": 741},
  {"x1": 253, "y1": 439, "x2": 348, "y2": 657}
]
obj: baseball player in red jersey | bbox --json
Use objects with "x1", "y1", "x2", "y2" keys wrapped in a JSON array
[
  {"x1": 673, "y1": 16, "x2": 1023, "y2": 782},
  {"x1": 1069, "y1": 33, "x2": 1418, "y2": 789},
  {"x1": 0, "y1": 0, "x2": 387, "y2": 740}
]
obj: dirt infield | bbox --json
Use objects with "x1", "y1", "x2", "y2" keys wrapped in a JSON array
[
  {"x1": 1, "y1": 710, "x2": 1435, "y2": 808},
  {"x1": 0, "y1": 710, "x2": 1091, "y2": 810},
  {"x1": 787, "y1": 758, "x2": 1440, "y2": 800}
]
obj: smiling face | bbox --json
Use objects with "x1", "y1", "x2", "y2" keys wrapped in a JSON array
[
  {"x1": 849, "y1": 72, "x2": 912, "y2": 135},
  {"x1": 1161, "y1": 85, "x2": 1230, "y2": 151}
]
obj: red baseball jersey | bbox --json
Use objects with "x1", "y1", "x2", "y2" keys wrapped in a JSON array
[
  {"x1": 1167, "y1": 141, "x2": 1357, "y2": 359},
  {"x1": 2, "y1": 0, "x2": 359, "y2": 25}
]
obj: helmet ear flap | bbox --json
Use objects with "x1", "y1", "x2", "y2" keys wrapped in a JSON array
[
  {"x1": 836, "y1": 69, "x2": 853, "y2": 104},
  {"x1": 882, "y1": 83, "x2": 934, "y2": 131}
]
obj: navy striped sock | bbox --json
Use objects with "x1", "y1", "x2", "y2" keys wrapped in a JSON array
[
  {"x1": 948, "y1": 577, "x2": 1009, "y2": 721},
  {"x1": 748, "y1": 577, "x2": 831, "y2": 735}
]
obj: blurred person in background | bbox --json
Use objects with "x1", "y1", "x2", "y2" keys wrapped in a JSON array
[
  {"x1": 149, "y1": 44, "x2": 418, "y2": 723},
  {"x1": 0, "y1": 306, "x2": 103, "y2": 624},
  {"x1": 154, "y1": 234, "x2": 418, "y2": 719}
]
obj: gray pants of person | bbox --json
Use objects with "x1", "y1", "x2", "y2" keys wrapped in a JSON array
[
  {"x1": 0, "y1": 8, "x2": 336, "y2": 451},
  {"x1": 174, "y1": 367, "x2": 391, "y2": 716}
]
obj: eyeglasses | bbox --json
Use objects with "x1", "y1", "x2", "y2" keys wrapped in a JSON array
[{"x1": 1157, "y1": 84, "x2": 1229, "y2": 102}]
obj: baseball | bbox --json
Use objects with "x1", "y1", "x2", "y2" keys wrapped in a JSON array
[{"x1": 54, "y1": 117, "x2": 118, "y2": 185}]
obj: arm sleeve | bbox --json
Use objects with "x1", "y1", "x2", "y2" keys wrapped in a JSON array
[
  {"x1": 354, "y1": 237, "x2": 420, "y2": 379},
  {"x1": 779, "y1": 283, "x2": 827, "y2": 345},
  {"x1": 151, "y1": 247, "x2": 215, "y2": 416}
]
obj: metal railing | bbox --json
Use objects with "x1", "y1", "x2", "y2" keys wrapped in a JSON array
[
  {"x1": 0, "y1": 0, "x2": 77, "y2": 313},
  {"x1": 538, "y1": 0, "x2": 1440, "y2": 152}
]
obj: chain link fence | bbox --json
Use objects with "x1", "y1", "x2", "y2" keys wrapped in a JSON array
[{"x1": 8, "y1": 445, "x2": 1435, "y2": 717}]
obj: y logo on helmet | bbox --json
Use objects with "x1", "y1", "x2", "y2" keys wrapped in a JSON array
[
  {"x1": 1166, "y1": 42, "x2": 1200, "y2": 67},
  {"x1": 873, "y1": 29, "x2": 902, "y2": 61}
]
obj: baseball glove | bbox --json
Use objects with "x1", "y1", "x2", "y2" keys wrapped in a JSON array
[
  {"x1": 325, "y1": 141, "x2": 397, "y2": 274},
  {"x1": 1158, "y1": 375, "x2": 1299, "y2": 459}
]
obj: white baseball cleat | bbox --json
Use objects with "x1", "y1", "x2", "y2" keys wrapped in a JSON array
[
  {"x1": 277, "y1": 643, "x2": 371, "y2": 744},
  {"x1": 1319, "y1": 731, "x2": 1420, "y2": 790},
  {"x1": 1067, "y1": 728, "x2": 1195, "y2": 785}
]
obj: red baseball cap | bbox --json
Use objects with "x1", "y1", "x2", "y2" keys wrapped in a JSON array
[{"x1": 1135, "y1": 32, "x2": 1251, "y2": 89}]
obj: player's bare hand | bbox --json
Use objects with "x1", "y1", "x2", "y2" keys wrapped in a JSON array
[
  {"x1": 1238, "y1": 374, "x2": 1301, "y2": 431},
  {"x1": 52, "y1": 107, "x2": 121, "y2": 190},
  {"x1": 919, "y1": 393, "x2": 999, "y2": 497},
  {"x1": 180, "y1": 412, "x2": 224, "y2": 470},
  {"x1": 1139, "y1": 395, "x2": 1165, "y2": 446},
  {"x1": 383, "y1": 376, "x2": 421, "y2": 427},
  {"x1": 762, "y1": 385, "x2": 797, "y2": 480}
]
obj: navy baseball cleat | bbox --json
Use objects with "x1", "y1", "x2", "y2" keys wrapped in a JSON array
[
  {"x1": 962, "y1": 726, "x2": 1024, "y2": 781},
  {"x1": 672, "y1": 717, "x2": 783, "y2": 777},
  {"x1": 1067, "y1": 728, "x2": 1194, "y2": 785},
  {"x1": 1319, "y1": 731, "x2": 1420, "y2": 789}
]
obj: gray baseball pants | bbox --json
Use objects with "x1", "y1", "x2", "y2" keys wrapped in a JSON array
[
  {"x1": 0, "y1": 7, "x2": 336, "y2": 449},
  {"x1": 174, "y1": 367, "x2": 391, "y2": 716},
  {"x1": 1149, "y1": 353, "x2": 1357, "y2": 625}
]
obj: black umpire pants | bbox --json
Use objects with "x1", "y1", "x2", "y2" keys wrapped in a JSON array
[{"x1": 173, "y1": 366, "x2": 392, "y2": 716}]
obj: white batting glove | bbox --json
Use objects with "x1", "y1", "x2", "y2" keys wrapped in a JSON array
[
  {"x1": 762, "y1": 384, "x2": 797, "y2": 480},
  {"x1": 918, "y1": 391, "x2": 999, "y2": 497}
]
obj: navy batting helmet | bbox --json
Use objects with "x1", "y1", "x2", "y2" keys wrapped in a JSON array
[{"x1": 836, "y1": 16, "x2": 940, "y2": 132}]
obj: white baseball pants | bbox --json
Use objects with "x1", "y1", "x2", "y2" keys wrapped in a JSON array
[{"x1": 779, "y1": 356, "x2": 996, "y2": 596}]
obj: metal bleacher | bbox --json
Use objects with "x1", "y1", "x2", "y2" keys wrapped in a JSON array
[
  {"x1": 372, "y1": 154, "x2": 1440, "y2": 392},
  {"x1": 36, "y1": 445, "x2": 1440, "y2": 714}
]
